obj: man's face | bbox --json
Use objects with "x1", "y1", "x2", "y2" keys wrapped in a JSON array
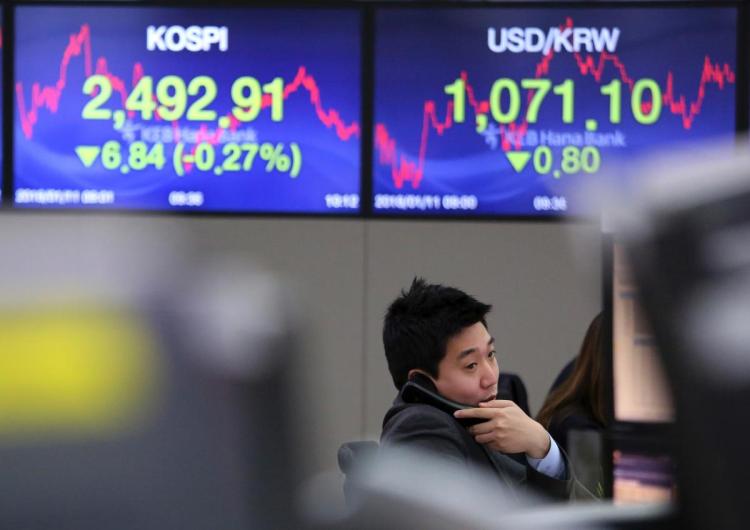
[{"x1": 433, "y1": 322, "x2": 499, "y2": 406}]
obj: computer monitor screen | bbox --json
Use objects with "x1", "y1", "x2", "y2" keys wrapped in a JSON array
[
  {"x1": 14, "y1": 5, "x2": 361, "y2": 213},
  {"x1": 372, "y1": 6, "x2": 736, "y2": 217},
  {"x1": 613, "y1": 242, "x2": 674, "y2": 423},
  {"x1": 612, "y1": 450, "x2": 675, "y2": 505}
]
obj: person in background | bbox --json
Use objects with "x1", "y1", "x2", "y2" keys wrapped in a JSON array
[
  {"x1": 380, "y1": 278, "x2": 573, "y2": 500},
  {"x1": 536, "y1": 313, "x2": 606, "y2": 456}
]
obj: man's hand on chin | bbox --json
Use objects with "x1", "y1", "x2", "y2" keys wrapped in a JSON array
[{"x1": 454, "y1": 400, "x2": 551, "y2": 458}]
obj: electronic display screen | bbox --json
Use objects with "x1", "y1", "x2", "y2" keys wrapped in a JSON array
[
  {"x1": 612, "y1": 241, "x2": 674, "y2": 423},
  {"x1": 14, "y1": 6, "x2": 361, "y2": 213},
  {"x1": 373, "y1": 7, "x2": 737, "y2": 217},
  {"x1": 612, "y1": 450, "x2": 675, "y2": 504}
]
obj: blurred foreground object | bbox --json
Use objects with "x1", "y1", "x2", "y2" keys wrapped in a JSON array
[
  {"x1": 0, "y1": 215, "x2": 300, "y2": 529},
  {"x1": 611, "y1": 140, "x2": 750, "y2": 530},
  {"x1": 309, "y1": 445, "x2": 673, "y2": 530}
]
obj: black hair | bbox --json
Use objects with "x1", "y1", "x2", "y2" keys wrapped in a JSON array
[{"x1": 383, "y1": 278, "x2": 492, "y2": 390}]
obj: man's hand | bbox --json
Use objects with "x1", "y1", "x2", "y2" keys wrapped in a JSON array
[{"x1": 454, "y1": 400, "x2": 551, "y2": 459}]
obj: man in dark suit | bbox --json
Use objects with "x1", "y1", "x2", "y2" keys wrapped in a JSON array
[{"x1": 380, "y1": 278, "x2": 573, "y2": 500}]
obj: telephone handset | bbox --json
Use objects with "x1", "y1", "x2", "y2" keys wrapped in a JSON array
[{"x1": 401, "y1": 373, "x2": 484, "y2": 426}]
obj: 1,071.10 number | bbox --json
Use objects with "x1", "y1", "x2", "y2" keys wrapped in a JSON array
[{"x1": 445, "y1": 77, "x2": 662, "y2": 125}]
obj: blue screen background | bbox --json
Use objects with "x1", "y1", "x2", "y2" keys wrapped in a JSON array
[
  {"x1": 14, "y1": 6, "x2": 361, "y2": 213},
  {"x1": 373, "y1": 7, "x2": 737, "y2": 217}
]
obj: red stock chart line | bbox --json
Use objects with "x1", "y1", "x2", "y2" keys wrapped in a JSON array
[
  {"x1": 375, "y1": 27, "x2": 736, "y2": 190},
  {"x1": 15, "y1": 23, "x2": 360, "y2": 143}
]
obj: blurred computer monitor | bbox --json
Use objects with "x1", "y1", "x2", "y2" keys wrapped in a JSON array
[
  {"x1": 602, "y1": 237, "x2": 676, "y2": 502},
  {"x1": 0, "y1": 218, "x2": 301, "y2": 530},
  {"x1": 612, "y1": 143, "x2": 750, "y2": 530},
  {"x1": 611, "y1": 447, "x2": 675, "y2": 505},
  {"x1": 611, "y1": 241, "x2": 674, "y2": 423}
]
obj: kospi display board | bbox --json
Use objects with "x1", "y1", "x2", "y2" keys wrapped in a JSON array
[
  {"x1": 14, "y1": 6, "x2": 361, "y2": 213},
  {"x1": 0, "y1": 10, "x2": 4, "y2": 198},
  {"x1": 372, "y1": 7, "x2": 737, "y2": 217}
]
